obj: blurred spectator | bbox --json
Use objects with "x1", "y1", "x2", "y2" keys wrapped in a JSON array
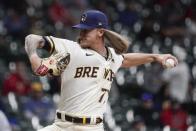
[
  {"x1": 73, "y1": 0, "x2": 88, "y2": 10},
  {"x1": 130, "y1": 117, "x2": 146, "y2": 131},
  {"x1": 134, "y1": 93, "x2": 160, "y2": 128},
  {"x1": 160, "y1": 100, "x2": 188, "y2": 131},
  {"x1": 48, "y1": 0, "x2": 75, "y2": 27},
  {"x1": 143, "y1": 63, "x2": 163, "y2": 93},
  {"x1": 0, "y1": 0, "x2": 27, "y2": 13},
  {"x1": 162, "y1": 45, "x2": 190, "y2": 103},
  {"x1": 185, "y1": 1, "x2": 196, "y2": 36},
  {"x1": 0, "y1": 99, "x2": 6, "y2": 113},
  {"x1": 118, "y1": 1, "x2": 139, "y2": 28},
  {"x1": 26, "y1": 0, "x2": 43, "y2": 8},
  {"x1": 0, "y1": 110, "x2": 12, "y2": 131},
  {"x1": 22, "y1": 81, "x2": 56, "y2": 125},
  {"x1": 3, "y1": 9, "x2": 28, "y2": 40},
  {"x1": 156, "y1": 0, "x2": 185, "y2": 25},
  {"x1": 0, "y1": 60, "x2": 8, "y2": 87},
  {"x1": 2, "y1": 61, "x2": 31, "y2": 96},
  {"x1": 154, "y1": 83, "x2": 171, "y2": 111}
]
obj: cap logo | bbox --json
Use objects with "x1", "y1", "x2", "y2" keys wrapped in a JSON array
[{"x1": 81, "y1": 14, "x2": 87, "y2": 22}]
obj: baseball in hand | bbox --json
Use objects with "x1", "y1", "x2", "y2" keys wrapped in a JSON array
[{"x1": 165, "y1": 58, "x2": 175, "y2": 68}]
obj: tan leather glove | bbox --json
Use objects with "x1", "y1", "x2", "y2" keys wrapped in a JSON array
[{"x1": 35, "y1": 52, "x2": 70, "y2": 76}]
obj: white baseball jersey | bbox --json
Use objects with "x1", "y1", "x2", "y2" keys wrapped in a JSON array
[{"x1": 48, "y1": 36, "x2": 123, "y2": 118}]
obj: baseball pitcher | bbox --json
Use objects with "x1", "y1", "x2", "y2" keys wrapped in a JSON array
[{"x1": 25, "y1": 10, "x2": 178, "y2": 131}]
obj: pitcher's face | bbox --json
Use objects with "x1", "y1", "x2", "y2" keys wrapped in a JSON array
[{"x1": 78, "y1": 29, "x2": 104, "y2": 48}]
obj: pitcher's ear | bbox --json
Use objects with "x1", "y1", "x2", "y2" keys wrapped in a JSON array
[{"x1": 97, "y1": 28, "x2": 105, "y2": 37}]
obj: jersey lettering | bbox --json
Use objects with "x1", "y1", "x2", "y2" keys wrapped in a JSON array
[
  {"x1": 91, "y1": 67, "x2": 99, "y2": 77},
  {"x1": 82, "y1": 67, "x2": 91, "y2": 77},
  {"x1": 74, "y1": 67, "x2": 83, "y2": 78},
  {"x1": 103, "y1": 68, "x2": 114, "y2": 81},
  {"x1": 74, "y1": 67, "x2": 99, "y2": 78},
  {"x1": 74, "y1": 66, "x2": 114, "y2": 81}
]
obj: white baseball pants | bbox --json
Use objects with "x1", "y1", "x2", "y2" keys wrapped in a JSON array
[{"x1": 37, "y1": 121, "x2": 104, "y2": 131}]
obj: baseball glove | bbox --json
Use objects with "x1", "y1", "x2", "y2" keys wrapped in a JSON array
[
  {"x1": 104, "y1": 29, "x2": 129, "y2": 54},
  {"x1": 35, "y1": 52, "x2": 70, "y2": 76}
]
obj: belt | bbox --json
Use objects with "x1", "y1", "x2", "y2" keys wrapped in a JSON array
[{"x1": 56, "y1": 112, "x2": 103, "y2": 124}]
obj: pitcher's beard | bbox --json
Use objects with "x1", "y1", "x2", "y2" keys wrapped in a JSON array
[{"x1": 76, "y1": 37, "x2": 89, "y2": 48}]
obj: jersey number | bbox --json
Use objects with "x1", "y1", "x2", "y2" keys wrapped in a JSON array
[{"x1": 99, "y1": 88, "x2": 109, "y2": 104}]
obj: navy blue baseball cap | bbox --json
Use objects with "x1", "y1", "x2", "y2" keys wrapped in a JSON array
[{"x1": 72, "y1": 10, "x2": 109, "y2": 29}]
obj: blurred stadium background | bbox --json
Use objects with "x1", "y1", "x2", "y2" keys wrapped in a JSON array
[{"x1": 0, "y1": 0, "x2": 196, "y2": 131}]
